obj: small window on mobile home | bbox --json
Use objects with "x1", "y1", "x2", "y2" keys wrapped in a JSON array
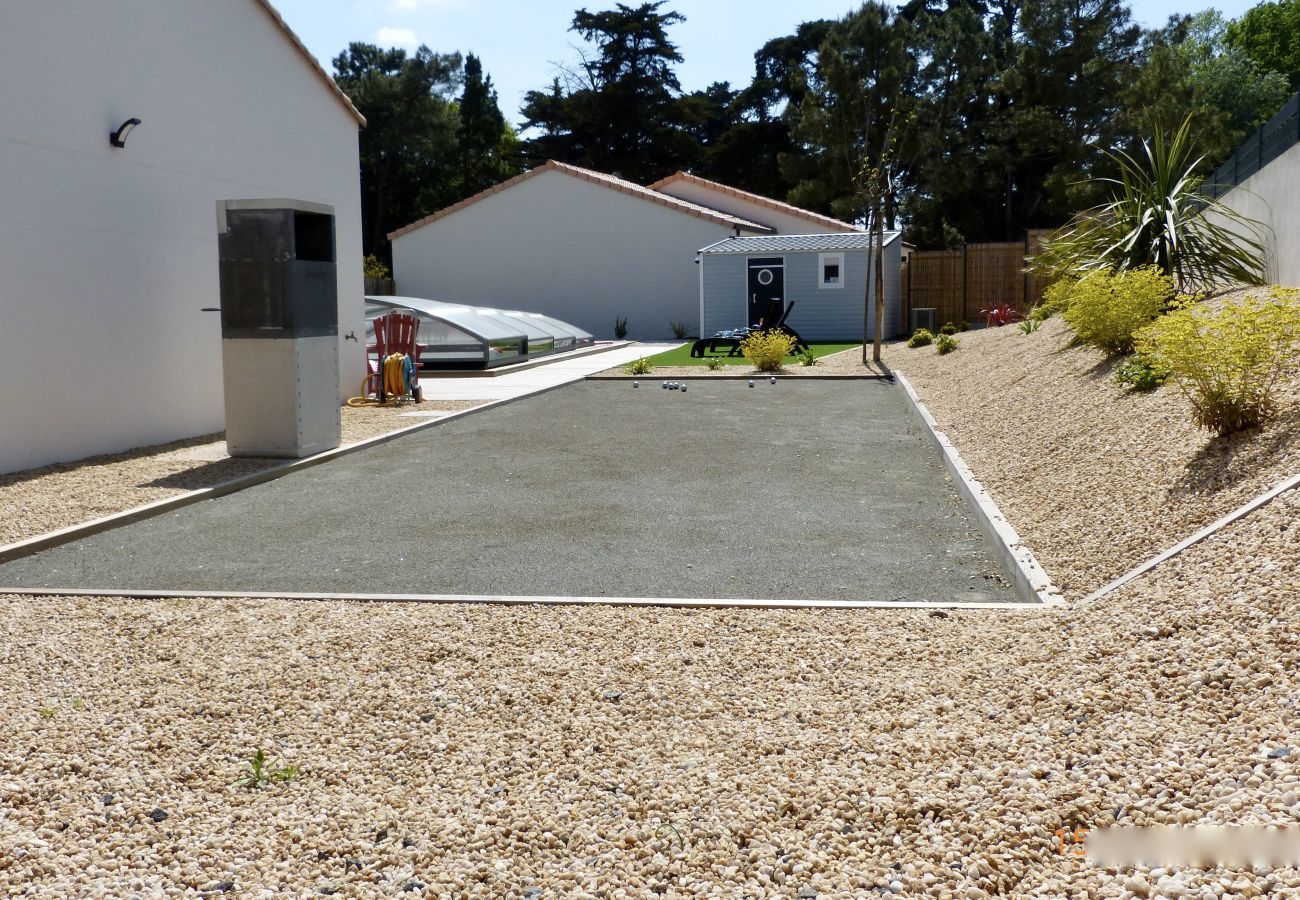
[{"x1": 819, "y1": 252, "x2": 844, "y2": 289}]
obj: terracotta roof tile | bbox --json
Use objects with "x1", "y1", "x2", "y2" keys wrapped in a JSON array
[
  {"x1": 648, "y1": 171, "x2": 862, "y2": 233},
  {"x1": 388, "y1": 161, "x2": 773, "y2": 241}
]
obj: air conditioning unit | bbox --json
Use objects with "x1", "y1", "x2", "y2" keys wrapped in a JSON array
[{"x1": 910, "y1": 307, "x2": 937, "y2": 334}]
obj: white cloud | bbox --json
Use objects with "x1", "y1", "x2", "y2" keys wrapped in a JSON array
[{"x1": 376, "y1": 26, "x2": 420, "y2": 49}]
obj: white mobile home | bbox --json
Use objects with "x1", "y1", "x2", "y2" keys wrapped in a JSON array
[
  {"x1": 699, "y1": 233, "x2": 904, "y2": 342},
  {"x1": 0, "y1": 0, "x2": 365, "y2": 474}
]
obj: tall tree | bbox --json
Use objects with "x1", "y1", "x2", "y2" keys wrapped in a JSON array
[
  {"x1": 1124, "y1": 11, "x2": 1290, "y2": 171},
  {"x1": 333, "y1": 43, "x2": 463, "y2": 260},
  {"x1": 785, "y1": 3, "x2": 916, "y2": 361},
  {"x1": 1227, "y1": 0, "x2": 1300, "y2": 90},
  {"x1": 990, "y1": 0, "x2": 1143, "y2": 238},
  {"x1": 456, "y1": 53, "x2": 524, "y2": 197},
  {"x1": 520, "y1": 2, "x2": 699, "y2": 182}
]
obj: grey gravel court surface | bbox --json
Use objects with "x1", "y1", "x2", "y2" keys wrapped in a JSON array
[{"x1": 0, "y1": 381, "x2": 1023, "y2": 603}]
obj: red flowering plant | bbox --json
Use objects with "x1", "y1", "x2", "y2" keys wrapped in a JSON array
[{"x1": 982, "y1": 303, "x2": 1023, "y2": 327}]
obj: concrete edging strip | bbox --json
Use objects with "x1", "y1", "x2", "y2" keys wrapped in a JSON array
[
  {"x1": 1078, "y1": 470, "x2": 1300, "y2": 604},
  {"x1": 895, "y1": 372, "x2": 1063, "y2": 606},
  {"x1": 0, "y1": 586, "x2": 1048, "y2": 610}
]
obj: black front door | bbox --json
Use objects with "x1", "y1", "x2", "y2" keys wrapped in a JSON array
[{"x1": 747, "y1": 257, "x2": 785, "y2": 327}]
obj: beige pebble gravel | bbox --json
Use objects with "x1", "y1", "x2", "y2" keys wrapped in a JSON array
[
  {"x1": 0, "y1": 300, "x2": 1297, "y2": 895},
  {"x1": 882, "y1": 288, "x2": 1300, "y2": 599}
]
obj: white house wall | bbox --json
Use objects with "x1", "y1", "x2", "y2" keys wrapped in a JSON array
[
  {"x1": 1215, "y1": 141, "x2": 1300, "y2": 287},
  {"x1": 656, "y1": 180, "x2": 858, "y2": 235},
  {"x1": 392, "y1": 170, "x2": 742, "y2": 340},
  {"x1": 701, "y1": 245, "x2": 901, "y2": 342},
  {"x1": 0, "y1": 0, "x2": 363, "y2": 475}
]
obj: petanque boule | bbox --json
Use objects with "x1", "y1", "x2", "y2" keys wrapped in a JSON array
[{"x1": 748, "y1": 380, "x2": 754, "y2": 387}]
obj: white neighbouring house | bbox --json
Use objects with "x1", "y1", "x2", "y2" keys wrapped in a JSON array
[
  {"x1": 0, "y1": 0, "x2": 366, "y2": 475},
  {"x1": 389, "y1": 163, "x2": 862, "y2": 340}
]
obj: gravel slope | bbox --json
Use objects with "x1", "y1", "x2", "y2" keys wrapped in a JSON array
[
  {"x1": 0, "y1": 401, "x2": 488, "y2": 547},
  {"x1": 883, "y1": 289, "x2": 1300, "y2": 599},
  {"x1": 0, "y1": 492, "x2": 1295, "y2": 897}
]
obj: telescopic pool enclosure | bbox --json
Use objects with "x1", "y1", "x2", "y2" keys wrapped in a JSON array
[{"x1": 365, "y1": 295, "x2": 595, "y2": 369}]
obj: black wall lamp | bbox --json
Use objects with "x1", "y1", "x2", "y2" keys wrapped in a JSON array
[{"x1": 110, "y1": 118, "x2": 141, "y2": 148}]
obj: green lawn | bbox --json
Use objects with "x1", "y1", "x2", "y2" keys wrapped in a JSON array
[{"x1": 639, "y1": 342, "x2": 860, "y2": 368}]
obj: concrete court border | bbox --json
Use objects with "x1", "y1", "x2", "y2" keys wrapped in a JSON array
[
  {"x1": 3, "y1": 374, "x2": 1055, "y2": 611},
  {"x1": 895, "y1": 372, "x2": 1063, "y2": 606}
]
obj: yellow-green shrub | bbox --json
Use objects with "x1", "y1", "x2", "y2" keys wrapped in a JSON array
[
  {"x1": 1137, "y1": 288, "x2": 1300, "y2": 435},
  {"x1": 1041, "y1": 277, "x2": 1077, "y2": 315},
  {"x1": 1062, "y1": 267, "x2": 1175, "y2": 355},
  {"x1": 740, "y1": 330, "x2": 795, "y2": 372}
]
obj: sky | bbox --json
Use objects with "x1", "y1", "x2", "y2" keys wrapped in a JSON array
[{"x1": 270, "y1": 0, "x2": 1265, "y2": 127}]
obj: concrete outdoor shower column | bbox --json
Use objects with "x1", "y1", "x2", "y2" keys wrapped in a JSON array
[{"x1": 216, "y1": 199, "x2": 342, "y2": 458}]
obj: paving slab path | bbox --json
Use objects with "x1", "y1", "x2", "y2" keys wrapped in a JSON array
[{"x1": 0, "y1": 380, "x2": 1023, "y2": 603}]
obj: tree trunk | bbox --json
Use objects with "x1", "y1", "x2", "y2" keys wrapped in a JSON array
[
  {"x1": 862, "y1": 207, "x2": 875, "y2": 366},
  {"x1": 872, "y1": 197, "x2": 886, "y2": 364}
]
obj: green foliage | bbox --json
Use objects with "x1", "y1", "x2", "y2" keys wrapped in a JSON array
[
  {"x1": 456, "y1": 53, "x2": 523, "y2": 198},
  {"x1": 1042, "y1": 278, "x2": 1077, "y2": 314},
  {"x1": 1137, "y1": 289, "x2": 1300, "y2": 434},
  {"x1": 614, "y1": 316, "x2": 628, "y2": 340},
  {"x1": 362, "y1": 255, "x2": 391, "y2": 280},
  {"x1": 625, "y1": 357, "x2": 653, "y2": 375},
  {"x1": 332, "y1": 44, "x2": 465, "y2": 258},
  {"x1": 38, "y1": 706, "x2": 55, "y2": 719},
  {"x1": 1035, "y1": 116, "x2": 1269, "y2": 291},
  {"x1": 785, "y1": 2, "x2": 913, "y2": 225},
  {"x1": 939, "y1": 322, "x2": 958, "y2": 335},
  {"x1": 1017, "y1": 318, "x2": 1042, "y2": 335},
  {"x1": 934, "y1": 333, "x2": 959, "y2": 355},
  {"x1": 520, "y1": 3, "x2": 695, "y2": 182},
  {"x1": 907, "y1": 328, "x2": 934, "y2": 348},
  {"x1": 1061, "y1": 268, "x2": 1175, "y2": 355},
  {"x1": 1121, "y1": 12, "x2": 1291, "y2": 171},
  {"x1": 1226, "y1": 0, "x2": 1300, "y2": 91},
  {"x1": 669, "y1": 321, "x2": 690, "y2": 340},
  {"x1": 740, "y1": 330, "x2": 796, "y2": 371},
  {"x1": 1113, "y1": 353, "x2": 1172, "y2": 391},
  {"x1": 797, "y1": 346, "x2": 818, "y2": 366},
  {"x1": 1027, "y1": 304, "x2": 1053, "y2": 323},
  {"x1": 237, "y1": 748, "x2": 300, "y2": 790},
  {"x1": 703, "y1": 356, "x2": 724, "y2": 371}
]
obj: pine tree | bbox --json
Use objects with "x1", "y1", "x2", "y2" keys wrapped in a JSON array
[{"x1": 456, "y1": 53, "x2": 523, "y2": 198}]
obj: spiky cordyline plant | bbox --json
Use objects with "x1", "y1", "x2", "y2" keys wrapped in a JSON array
[{"x1": 1034, "y1": 116, "x2": 1270, "y2": 292}]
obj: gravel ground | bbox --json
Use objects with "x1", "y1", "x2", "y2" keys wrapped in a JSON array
[
  {"x1": 883, "y1": 289, "x2": 1300, "y2": 599},
  {"x1": 0, "y1": 401, "x2": 488, "y2": 547},
  {"x1": 2, "y1": 295, "x2": 1298, "y2": 895},
  {"x1": 0, "y1": 492, "x2": 1295, "y2": 896},
  {"x1": 595, "y1": 347, "x2": 886, "y2": 379}
]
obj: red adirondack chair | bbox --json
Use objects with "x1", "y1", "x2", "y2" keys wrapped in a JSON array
[{"x1": 366, "y1": 310, "x2": 423, "y2": 402}]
